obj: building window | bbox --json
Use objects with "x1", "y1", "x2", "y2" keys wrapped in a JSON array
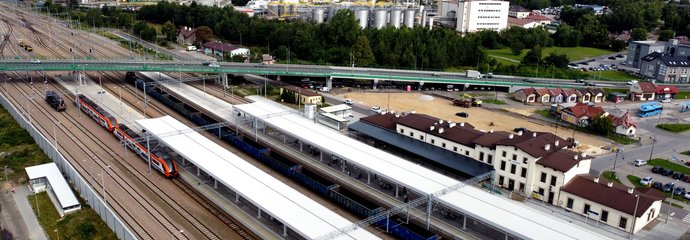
[
  {"x1": 420, "y1": 136, "x2": 424, "y2": 140},
  {"x1": 519, "y1": 182, "x2": 524, "y2": 192},
  {"x1": 540, "y1": 172, "x2": 547, "y2": 183},
  {"x1": 523, "y1": 157, "x2": 528, "y2": 164},
  {"x1": 453, "y1": 146, "x2": 458, "y2": 152},
  {"x1": 409, "y1": 132, "x2": 413, "y2": 137},
  {"x1": 498, "y1": 175, "x2": 504, "y2": 185},
  {"x1": 619, "y1": 217, "x2": 628, "y2": 229},
  {"x1": 442, "y1": 143, "x2": 446, "y2": 148},
  {"x1": 601, "y1": 210, "x2": 609, "y2": 222},
  {"x1": 510, "y1": 164, "x2": 516, "y2": 174},
  {"x1": 400, "y1": 129, "x2": 404, "y2": 134},
  {"x1": 500, "y1": 161, "x2": 506, "y2": 171},
  {"x1": 479, "y1": 152, "x2": 485, "y2": 161},
  {"x1": 502, "y1": 151, "x2": 507, "y2": 157},
  {"x1": 465, "y1": 150, "x2": 470, "y2": 156},
  {"x1": 550, "y1": 176, "x2": 557, "y2": 186},
  {"x1": 521, "y1": 167, "x2": 527, "y2": 178},
  {"x1": 538, "y1": 187, "x2": 544, "y2": 196},
  {"x1": 583, "y1": 204, "x2": 591, "y2": 214},
  {"x1": 566, "y1": 198, "x2": 573, "y2": 208},
  {"x1": 512, "y1": 154, "x2": 517, "y2": 161},
  {"x1": 431, "y1": 139, "x2": 435, "y2": 144},
  {"x1": 488, "y1": 155, "x2": 493, "y2": 164}
]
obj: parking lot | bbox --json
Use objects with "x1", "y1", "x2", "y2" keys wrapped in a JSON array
[
  {"x1": 628, "y1": 161, "x2": 690, "y2": 202},
  {"x1": 570, "y1": 53, "x2": 628, "y2": 72}
]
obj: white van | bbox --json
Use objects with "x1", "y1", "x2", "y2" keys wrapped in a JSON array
[
  {"x1": 634, "y1": 159, "x2": 647, "y2": 167},
  {"x1": 186, "y1": 46, "x2": 197, "y2": 51}
]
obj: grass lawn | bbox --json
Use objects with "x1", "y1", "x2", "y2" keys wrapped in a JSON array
[
  {"x1": 649, "y1": 158, "x2": 690, "y2": 175},
  {"x1": 481, "y1": 99, "x2": 507, "y2": 105},
  {"x1": 534, "y1": 109, "x2": 553, "y2": 118},
  {"x1": 602, "y1": 171, "x2": 623, "y2": 184},
  {"x1": 488, "y1": 56, "x2": 520, "y2": 66},
  {"x1": 656, "y1": 123, "x2": 690, "y2": 133},
  {"x1": 29, "y1": 192, "x2": 117, "y2": 240},
  {"x1": 585, "y1": 70, "x2": 639, "y2": 81},
  {"x1": 486, "y1": 47, "x2": 614, "y2": 62},
  {"x1": 682, "y1": 150, "x2": 690, "y2": 156},
  {"x1": 675, "y1": 91, "x2": 690, "y2": 100},
  {"x1": 627, "y1": 175, "x2": 645, "y2": 188},
  {"x1": 0, "y1": 106, "x2": 52, "y2": 184},
  {"x1": 606, "y1": 134, "x2": 637, "y2": 145}
]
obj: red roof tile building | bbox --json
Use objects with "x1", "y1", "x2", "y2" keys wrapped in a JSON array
[
  {"x1": 559, "y1": 174, "x2": 664, "y2": 233},
  {"x1": 560, "y1": 103, "x2": 608, "y2": 127},
  {"x1": 655, "y1": 85, "x2": 680, "y2": 100},
  {"x1": 514, "y1": 87, "x2": 606, "y2": 104},
  {"x1": 610, "y1": 112, "x2": 637, "y2": 136},
  {"x1": 629, "y1": 82, "x2": 657, "y2": 101}
]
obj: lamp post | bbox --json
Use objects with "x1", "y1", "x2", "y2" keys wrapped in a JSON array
[
  {"x1": 54, "y1": 229, "x2": 59, "y2": 240},
  {"x1": 666, "y1": 186, "x2": 675, "y2": 223},
  {"x1": 629, "y1": 194, "x2": 640, "y2": 238},
  {"x1": 99, "y1": 165, "x2": 110, "y2": 208},
  {"x1": 53, "y1": 121, "x2": 60, "y2": 153},
  {"x1": 4, "y1": 166, "x2": 7, "y2": 186}
]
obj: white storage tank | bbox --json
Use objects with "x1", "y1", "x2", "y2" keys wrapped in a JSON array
[
  {"x1": 313, "y1": 8, "x2": 325, "y2": 23},
  {"x1": 390, "y1": 9, "x2": 402, "y2": 28},
  {"x1": 355, "y1": 9, "x2": 370, "y2": 29},
  {"x1": 403, "y1": 9, "x2": 415, "y2": 28},
  {"x1": 373, "y1": 9, "x2": 387, "y2": 29}
]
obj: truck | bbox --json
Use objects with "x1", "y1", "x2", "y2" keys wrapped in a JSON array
[
  {"x1": 465, "y1": 70, "x2": 482, "y2": 79},
  {"x1": 45, "y1": 91, "x2": 66, "y2": 112},
  {"x1": 18, "y1": 39, "x2": 24, "y2": 47},
  {"x1": 452, "y1": 93, "x2": 482, "y2": 108}
]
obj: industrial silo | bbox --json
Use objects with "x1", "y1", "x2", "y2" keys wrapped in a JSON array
[
  {"x1": 403, "y1": 9, "x2": 415, "y2": 28},
  {"x1": 373, "y1": 9, "x2": 387, "y2": 29},
  {"x1": 355, "y1": 9, "x2": 369, "y2": 29},
  {"x1": 390, "y1": 9, "x2": 402, "y2": 28},
  {"x1": 313, "y1": 8, "x2": 325, "y2": 23}
]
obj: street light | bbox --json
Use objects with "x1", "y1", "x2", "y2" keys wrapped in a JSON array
[
  {"x1": 54, "y1": 229, "x2": 59, "y2": 240},
  {"x1": 99, "y1": 165, "x2": 110, "y2": 208},
  {"x1": 53, "y1": 121, "x2": 60, "y2": 153},
  {"x1": 666, "y1": 181, "x2": 676, "y2": 223},
  {"x1": 4, "y1": 166, "x2": 7, "y2": 186},
  {"x1": 629, "y1": 194, "x2": 640, "y2": 238}
]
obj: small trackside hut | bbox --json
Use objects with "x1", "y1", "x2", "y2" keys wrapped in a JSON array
[{"x1": 25, "y1": 163, "x2": 81, "y2": 217}]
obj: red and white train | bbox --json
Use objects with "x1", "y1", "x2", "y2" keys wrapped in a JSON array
[{"x1": 77, "y1": 94, "x2": 178, "y2": 177}]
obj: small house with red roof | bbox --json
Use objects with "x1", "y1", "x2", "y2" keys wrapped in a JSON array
[
  {"x1": 629, "y1": 82, "x2": 656, "y2": 101},
  {"x1": 560, "y1": 103, "x2": 608, "y2": 127},
  {"x1": 655, "y1": 85, "x2": 679, "y2": 100},
  {"x1": 561, "y1": 89, "x2": 580, "y2": 103},
  {"x1": 525, "y1": 13, "x2": 551, "y2": 25},
  {"x1": 535, "y1": 88, "x2": 551, "y2": 102},
  {"x1": 548, "y1": 89, "x2": 564, "y2": 103},
  {"x1": 610, "y1": 112, "x2": 637, "y2": 136},
  {"x1": 514, "y1": 88, "x2": 537, "y2": 103}
]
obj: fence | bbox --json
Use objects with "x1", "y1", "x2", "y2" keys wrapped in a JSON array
[{"x1": 0, "y1": 93, "x2": 136, "y2": 240}]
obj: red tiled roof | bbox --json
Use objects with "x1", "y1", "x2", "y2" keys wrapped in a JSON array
[
  {"x1": 496, "y1": 131, "x2": 566, "y2": 158},
  {"x1": 565, "y1": 104, "x2": 606, "y2": 118},
  {"x1": 537, "y1": 149, "x2": 591, "y2": 172},
  {"x1": 586, "y1": 87, "x2": 605, "y2": 96},
  {"x1": 359, "y1": 113, "x2": 399, "y2": 131},
  {"x1": 535, "y1": 88, "x2": 550, "y2": 96},
  {"x1": 562, "y1": 174, "x2": 665, "y2": 217},
  {"x1": 637, "y1": 82, "x2": 657, "y2": 93},
  {"x1": 286, "y1": 86, "x2": 320, "y2": 97},
  {"x1": 562, "y1": 88, "x2": 579, "y2": 97},
  {"x1": 179, "y1": 27, "x2": 196, "y2": 38},
  {"x1": 517, "y1": 87, "x2": 537, "y2": 96},
  {"x1": 203, "y1": 42, "x2": 242, "y2": 52},
  {"x1": 548, "y1": 88, "x2": 563, "y2": 96},
  {"x1": 610, "y1": 112, "x2": 637, "y2": 128},
  {"x1": 396, "y1": 114, "x2": 482, "y2": 146},
  {"x1": 656, "y1": 85, "x2": 680, "y2": 94},
  {"x1": 508, "y1": 17, "x2": 536, "y2": 26}
]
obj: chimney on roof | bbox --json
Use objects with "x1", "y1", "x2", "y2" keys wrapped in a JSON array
[
  {"x1": 460, "y1": 122, "x2": 465, "y2": 127},
  {"x1": 574, "y1": 155, "x2": 579, "y2": 160},
  {"x1": 439, "y1": 128, "x2": 444, "y2": 134},
  {"x1": 490, "y1": 129, "x2": 494, "y2": 133},
  {"x1": 607, "y1": 182, "x2": 613, "y2": 188},
  {"x1": 581, "y1": 152, "x2": 587, "y2": 158},
  {"x1": 439, "y1": 120, "x2": 444, "y2": 124},
  {"x1": 532, "y1": 132, "x2": 537, "y2": 137},
  {"x1": 509, "y1": 134, "x2": 514, "y2": 139},
  {"x1": 411, "y1": 110, "x2": 416, "y2": 114},
  {"x1": 594, "y1": 177, "x2": 599, "y2": 183},
  {"x1": 544, "y1": 144, "x2": 551, "y2": 151},
  {"x1": 430, "y1": 126, "x2": 435, "y2": 131},
  {"x1": 449, "y1": 122, "x2": 456, "y2": 128},
  {"x1": 517, "y1": 131, "x2": 523, "y2": 136},
  {"x1": 395, "y1": 113, "x2": 400, "y2": 118},
  {"x1": 627, "y1": 188, "x2": 634, "y2": 194},
  {"x1": 555, "y1": 140, "x2": 560, "y2": 147}
]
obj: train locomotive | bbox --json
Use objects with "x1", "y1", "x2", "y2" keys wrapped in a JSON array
[{"x1": 77, "y1": 94, "x2": 178, "y2": 178}]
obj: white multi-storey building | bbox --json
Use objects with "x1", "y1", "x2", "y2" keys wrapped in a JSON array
[{"x1": 455, "y1": 0, "x2": 509, "y2": 33}]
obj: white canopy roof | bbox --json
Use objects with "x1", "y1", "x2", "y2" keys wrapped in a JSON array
[
  {"x1": 136, "y1": 116, "x2": 379, "y2": 240},
  {"x1": 233, "y1": 96, "x2": 608, "y2": 240},
  {"x1": 25, "y1": 163, "x2": 80, "y2": 208}
]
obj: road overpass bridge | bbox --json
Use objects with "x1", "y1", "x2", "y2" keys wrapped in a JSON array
[{"x1": 0, "y1": 59, "x2": 579, "y2": 90}]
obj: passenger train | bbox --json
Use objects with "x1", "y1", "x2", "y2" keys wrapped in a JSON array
[{"x1": 77, "y1": 94, "x2": 178, "y2": 178}]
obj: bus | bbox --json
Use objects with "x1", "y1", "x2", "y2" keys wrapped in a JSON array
[{"x1": 637, "y1": 102, "x2": 663, "y2": 117}]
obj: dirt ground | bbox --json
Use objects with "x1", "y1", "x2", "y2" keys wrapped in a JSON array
[{"x1": 342, "y1": 92, "x2": 608, "y2": 155}]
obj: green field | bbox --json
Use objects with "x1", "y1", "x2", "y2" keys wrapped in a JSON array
[
  {"x1": 585, "y1": 70, "x2": 639, "y2": 81},
  {"x1": 29, "y1": 192, "x2": 116, "y2": 240},
  {"x1": 656, "y1": 123, "x2": 690, "y2": 133},
  {"x1": 649, "y1": 158, "x2": 690, "y2": 175},
  {"x1": 486, "y1": 47, "x2": 614, "y2": 62},
  {"x1": 627, "y1": 175, "x2": 645, "y2": 188},
  {"x1": 602, "y1": 171, "x2": 623, "y2": 184},
  {"x1": 0, "y1": 106, "x2": 52, "y2": 184}
]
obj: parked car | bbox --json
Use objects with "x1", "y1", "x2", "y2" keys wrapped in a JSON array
[
  {"x1": 616, "y1": 54, "x2": 624, "y2": 58},
  {"x1": 652, "y1": 181, "x2": 663, "y2": 190},
  {"x1": 640, "y1": 176, "x2": 653, "y2": 186},
  {"x1": 672, "y1": 172, "x2": 686, "y2": 180},
  {"x1": 585, "y1": 82, "x2": 597, "y2": 86},
  {"x1": 684, "y1": 176, "x2": 690, "y2": 183},
  {"x1": 30, "y1": 59, "x2": 41, "y2": 64},
  {"x1": 371, "y1": 106, "x2": 382, "y2": 113},
  {"x1": 344, "y1": 99, "x2": 354, "y2": 105},
  {"x1": 626, "y1": 80, "x2": 638, "y2": 85},
  {"x1": 652, "y1": 166, "x2": 664, "y2": 173},
  {"x1": 608, "y1": 56, "x2": 616, "y2": 60},
  {"x1": 209, "y1": 63, "x2": 220, "y2": 68},
  {"x1": 634, "y1": 159, "x2": 647, "y2": 167},
  {"x1": 662, "y1": 169, "x2": 675, "y2": 176},
  {"x1": 684, "y1": 191, "x2": 690, "y2": 200},
  {"x1": 685, "y1": 161, "x2": 690, "y2": 167},
  {"x1": 201, "y1": 61, "x2": 211, "y2": 66},
  {"x1": 610, "y1": 64, "x2": 617, "y2": 69},
  {"x1": 513, "y1": 127, "x2": 528, "y2": 133},
  {"x1": 661, "y1": 98, "x2": 672, "y2": 103},
  {"x1": 674, "y1": 186, "x2": 686, "y2": 196},
  {"x1": 456, "y1": 112, "x2": 469, "y2": 118},
  {"x1": 662, "y1": 182, "x2": 675, "y2": 192}
]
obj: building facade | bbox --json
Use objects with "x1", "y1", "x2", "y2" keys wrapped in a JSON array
[
  {"x1": 508, "y1": 5, "x2": 530, "y2": 18},
  {"x1": 627, "y1": 38, "x2": 690, "y2": 68},
  {"x1": 456, "y1": 0, "x2": 510, "y2": 33},
  {"x1": 639, "y1": 52, "x2": 690, "y2": 83},
  {"x1": 177, "y1": 27, "x2": 197, "y2": 46}
]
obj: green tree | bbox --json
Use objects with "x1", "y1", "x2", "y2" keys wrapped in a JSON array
[
  {"x1": 591, "y1": 115, "x2": 614, "y2": 136},
  {"x1": 140, "y1": 27, "x2": 157, "y2": 41},
  {"x1": 510, "y1": 42, "x2": 524, "y2": 55},
  {"x1": 658, "y1": 30, "x2": 675, "y2": 41},
  {"x1": 162, "y1": 21, "x2": 177, "y2": 42},
  {"x1": 630, "y1": 28, "x2": 648, "y2": 41},
  {"x1": 352, "y1": 36, "x2": 375, "y2": 67},
  {"x1": 553, "y1": 23, "x2": 580, "y2": 47},
  {"x1": 521, "y1": 45, "x2": 542, "y2": 66},
  {"x1": 132, "y1": 21, "x2": 148, "y2": 36},
  {"x1": 543, "y1": 52, "x2": 570, "y2": 68}
]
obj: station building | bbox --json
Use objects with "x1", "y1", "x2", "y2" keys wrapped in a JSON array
[
  {"x1": 25, "y1": 163, "x2": 81, "y2": 217},
  {"x1": 351, "y1": 112, "x2": 592, "y2": 205}
]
